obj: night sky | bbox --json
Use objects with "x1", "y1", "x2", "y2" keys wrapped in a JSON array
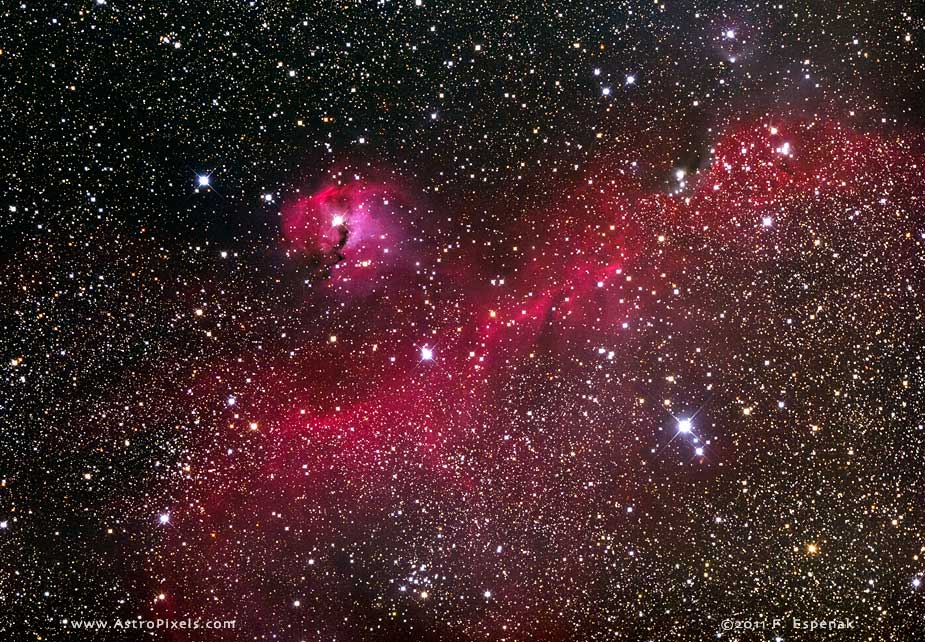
[{"x1": 3, "y1": 1, "x2": 925, "y2": 640}]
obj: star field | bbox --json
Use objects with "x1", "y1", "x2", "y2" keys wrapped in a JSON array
[{"x1": 1, "y1": 1, "x2": 924, "y2": 640}]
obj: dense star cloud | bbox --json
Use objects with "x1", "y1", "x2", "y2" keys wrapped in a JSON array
[
  {"x1": 2, "y1": 1, "x2": 924, "y2": 641},
  {"x1": 160, "y1": 120, "x2": 924, "y2": 641}
]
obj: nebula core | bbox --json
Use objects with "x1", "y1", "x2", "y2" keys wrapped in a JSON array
[{"x1": 3, "y1": 2, "x2": 925, "y2": 641}]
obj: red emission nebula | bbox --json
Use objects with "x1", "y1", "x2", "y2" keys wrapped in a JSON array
[{"x1": 153, "y1": 120, "x2": 923, "y2": 640}]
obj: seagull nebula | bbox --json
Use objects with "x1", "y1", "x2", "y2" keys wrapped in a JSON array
[{"x1": 3, "y1": 1, "x2": 924, "y2": 640}]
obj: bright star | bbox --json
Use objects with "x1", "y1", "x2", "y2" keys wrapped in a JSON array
[
  {"x1": 197, "y1": 175, "x2": 210, "y2": 187},
  {"x1": 678, "y1": 418, "x2": 692, "y2": 433},
  {"x1": 159, "y1": 513, "x2": 170, "y2": 524},
  {"x1": 332, "y1": 214, "x2": 345, "y2": 227},
  {"x1": 421, "y1": 346, "x2": 434, "y2": 361}
]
